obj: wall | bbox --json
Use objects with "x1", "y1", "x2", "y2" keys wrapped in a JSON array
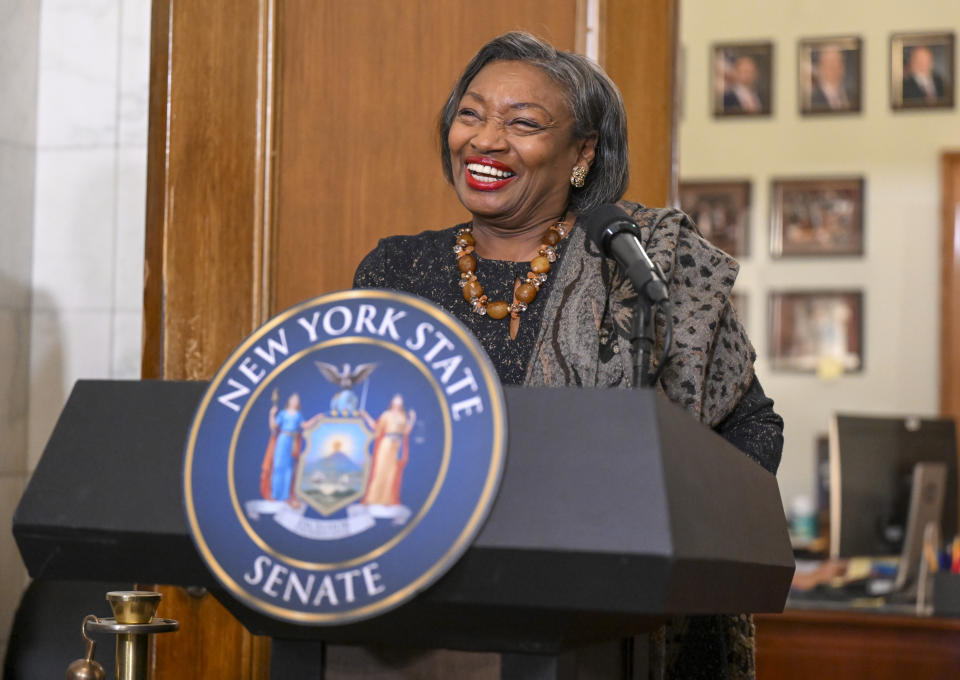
[
  {"x1": 0, "y1": 0, "x2": 40, "y2": 665},
  {"x1": 27, "y1": 0, "x2": 150, "y2": 471},
  {"x1": 1, "y1": 0, "x2": 150, "y2": 664},
  {"x1": 679, "y1": 0, "x2": 960, "y2": 507}
]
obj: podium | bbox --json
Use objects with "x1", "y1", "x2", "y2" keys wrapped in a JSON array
[{"x1": 13, "y1": 380, "x2": 794, "y2": 678}]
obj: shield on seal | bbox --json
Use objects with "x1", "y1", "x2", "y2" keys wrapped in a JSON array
[{"x1": 294, "y1": 415, "x2": 374, "y2": 516}]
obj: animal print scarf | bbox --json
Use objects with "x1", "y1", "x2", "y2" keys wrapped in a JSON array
[{"x1": 525, "y1": 200, "x2": 755, "y2": 426}]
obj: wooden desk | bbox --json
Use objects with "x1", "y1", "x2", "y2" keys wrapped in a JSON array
[{"x1": 756, "y1": 609, "x2": 960, "y2": 679}]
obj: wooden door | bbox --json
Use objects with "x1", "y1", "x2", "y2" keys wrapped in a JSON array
[
  {"x1": 942, "y1": 151, "x2": 960, "y2": 535},
  {"x1": 270, "y1": 1, "x2": 578, "y2": 307},
  {"x1": 942, "y1": 152, "x2": 960, "y2": 426},
  {"x1": 143, "y1": 1, "x2": 676, "y2": 677}
]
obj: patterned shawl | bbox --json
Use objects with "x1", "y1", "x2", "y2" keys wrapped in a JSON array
[
  {"x1": 525, "y1": 200, "x2": 755, "y2": 426},
  {"x1": 525, "y1": 201, "x2": 758, "y2": 679}
]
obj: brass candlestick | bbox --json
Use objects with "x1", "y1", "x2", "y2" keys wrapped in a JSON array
[{"x1": 84, "y1": 591, "x2": 179, "y2": 680}]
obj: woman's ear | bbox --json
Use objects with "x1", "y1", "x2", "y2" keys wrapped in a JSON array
[{"x1": 577, "y1": 132, "x2": 599, "y2": 169}]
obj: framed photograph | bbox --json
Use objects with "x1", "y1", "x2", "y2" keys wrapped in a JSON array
[
  {"x1": 712, "y1": 42, "x2": 774, "y2": 117},
  {"x1": 768, "y1": 291, "x2": 863, "y2": 373},
  {"x1": 891, "y1": 31, "x2": 955, "y2": 110},
  {"x1": 799, "y1": 36, "x2": 862, "y2": 114},
  {"x1": 770, "y1": 177, "x2": 864, "y2": 257},
  {"x1": 678, "y1": 180, "x2": 751, "y2": 256}
]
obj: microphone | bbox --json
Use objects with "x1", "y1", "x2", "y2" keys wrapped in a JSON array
[{"x1": 582, "y1": 204, "x2": 669, "y2": 302}]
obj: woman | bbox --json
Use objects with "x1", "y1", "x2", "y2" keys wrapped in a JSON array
[
  {"x1": 262, "y1": 392, "x2": 323, "y2": 503},
  {"x1": 355, "y1": 32, "x2": 783, "y2": 680},
  {"x1": 261, "y1": 393, "x2": 305, "y2": 502},
  {"x1": 362, "y1": 394, "x2": 416, "y2": 508}
]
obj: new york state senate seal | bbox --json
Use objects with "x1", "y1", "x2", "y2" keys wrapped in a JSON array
[{"x1": 183, "y1": 290, "x2": 507, "y2": 625}]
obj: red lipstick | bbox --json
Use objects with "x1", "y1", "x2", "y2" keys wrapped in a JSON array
[{"x1": 463, "y1": 156, "x2": 517, "y2": 191}]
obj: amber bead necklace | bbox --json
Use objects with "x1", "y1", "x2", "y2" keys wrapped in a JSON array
[{"x1": 453, "y1": 216, "x2": 570, "y2": 320}]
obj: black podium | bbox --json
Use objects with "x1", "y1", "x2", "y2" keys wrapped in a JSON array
[{"x1": 13, "y1": 380, "x2": 793, "y2": 678}]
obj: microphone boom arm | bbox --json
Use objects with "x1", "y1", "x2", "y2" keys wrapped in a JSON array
[
  {"x1": 598, "y1": 220, "x2": 671, "y2": 388},
  {"x1": 583, "y1": 205, "x2": 674, "y2": 389}
]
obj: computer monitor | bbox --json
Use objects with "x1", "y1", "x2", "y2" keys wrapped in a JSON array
[
  {"x1": 893, "y1": 462, "x2": 947, "y2": 591},
  {"x1": 829, "y1": 413, "x2": 958, "y2": 558}
]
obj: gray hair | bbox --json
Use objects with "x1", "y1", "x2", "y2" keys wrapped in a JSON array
[{"x1": 438, "y1": 32, "x2": 629, "y2": 215}]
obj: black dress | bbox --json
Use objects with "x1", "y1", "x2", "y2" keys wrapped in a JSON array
[{"x1": 353, "y1": 224, "x2": 783, "y2": 475}]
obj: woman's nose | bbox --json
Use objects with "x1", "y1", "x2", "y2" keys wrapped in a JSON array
[{"x1": 469, "y1": 118, "x2": 508, "y2": 152}]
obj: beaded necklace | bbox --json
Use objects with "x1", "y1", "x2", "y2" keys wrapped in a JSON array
[{"x1": 453, "y1": 218, "x2": 570, "y2": 320}]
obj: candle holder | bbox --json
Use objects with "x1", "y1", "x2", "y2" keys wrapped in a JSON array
[{"x1": 81, "y1": 590, "x2": 179, "y2": 680}]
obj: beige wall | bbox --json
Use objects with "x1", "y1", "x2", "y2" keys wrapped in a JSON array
[
  {"x1": 1, "y1": 0, "x2": 150, "y2": 663},
  {"x1": 0, "y1": 0, "x2": 39, "y2": 665},
  {"x1": 679, "y1": 0, "x2": 960, "y2": 507}
]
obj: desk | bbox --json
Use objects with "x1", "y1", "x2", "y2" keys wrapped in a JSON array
[{"x1": 756, "y1": 608, "x2": 960, "y2": 679}]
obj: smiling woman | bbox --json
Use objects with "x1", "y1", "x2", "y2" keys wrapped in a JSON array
[
  {"x1": 353, "y1": 31, "x2": 784, "y2": 679},
  {"x1": 445, "y1": 60, "x2": 594, "y2": 237}
]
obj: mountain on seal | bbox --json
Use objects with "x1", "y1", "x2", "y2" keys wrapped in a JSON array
[{"x1": 321, "y1": 451, "x2": 361, "y2": 476}]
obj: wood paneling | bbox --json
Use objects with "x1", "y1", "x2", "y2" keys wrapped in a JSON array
[
  {"x1": 146, "y1": 586, "x2": 270, "y2": 679},
  {"x1": 603, "y1": 0, "x2": 678, "y2": 208},
  {"x1": 143, "y1": 0, "x2": 276, "y2": 380},
  {"x1": 270, "y1": 1, "x2": 579, "y2": 310},
  {"x1": 756, "y1": 610, "x2": 960, "y2": 679},
  {"x1": 941, "y1": 152, "x2": 960, "y2": 425},
  {"x1": 143, "y1": 0, "x2": 276, "y2": 677}
]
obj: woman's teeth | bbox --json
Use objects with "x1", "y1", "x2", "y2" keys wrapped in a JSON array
[{"x1": 467, "y1": 163, "x2": 515, "y2": 181}]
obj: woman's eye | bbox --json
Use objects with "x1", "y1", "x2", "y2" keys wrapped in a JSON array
[
  {"x1": 510, "y1": 118, "x2": 543, "y2": 131},
  {"x1": 457, "y1": 108, "x2": 479, "y2": 119}
]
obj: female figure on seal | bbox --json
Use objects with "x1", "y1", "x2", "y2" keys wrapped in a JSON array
[
  {"x1": 261, "y1": 393, "x2": 324, "y2": 503},
  {"x1": 260, "y1": 393, "x2": 304, "y2": 502},
  {"x1": 362, "y1": 394, "x2": 417, "y2": 507}
]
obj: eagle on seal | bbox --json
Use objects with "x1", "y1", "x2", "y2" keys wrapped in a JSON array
[{"x1": 314, "y1": 362, "x2": 377, "y2": 414}]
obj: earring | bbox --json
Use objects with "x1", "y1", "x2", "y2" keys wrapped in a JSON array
[{"x1": 570, "y1": 165, "x2": 588, "y2": 188}]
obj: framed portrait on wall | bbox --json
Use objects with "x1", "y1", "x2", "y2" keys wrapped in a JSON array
[
  {"x1": 678, "y1": 180, "x2": 751, "y2": 256},
  {"x1": 890, "y1": 31, "x2": 955, "y2": 110},
  {"x1": 712, "y1": 42, "x2": 774, "y2": 117},
  {"x1": 768, "y1": 291, "x2": 864, "y2": 374},
  {"x1": 770, "y1": 177, "x2": 864, "y2": 257},
  {"x1": 798, "y1": 36, "x2": 862, "y2": 115}
]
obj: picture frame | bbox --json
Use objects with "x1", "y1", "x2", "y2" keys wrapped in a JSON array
[
  {"x1": 768, "y1": 291, "x2": 864, "y2": 374},
  {"x1": 890, "y1": 31, "x2": 955, "y2": 110},
  {"x1": 798, "y1": 36, "x2": 862, "y2": 115},
  {"x1": 770, "y1": 177, "x2": 864, "y2": 257},
  {"x1": 678, "y1": 180, "x2": 751, "y2": 257},
  {"x1": 712, "y1": 42, "x2": 774, "y2": 117}
]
